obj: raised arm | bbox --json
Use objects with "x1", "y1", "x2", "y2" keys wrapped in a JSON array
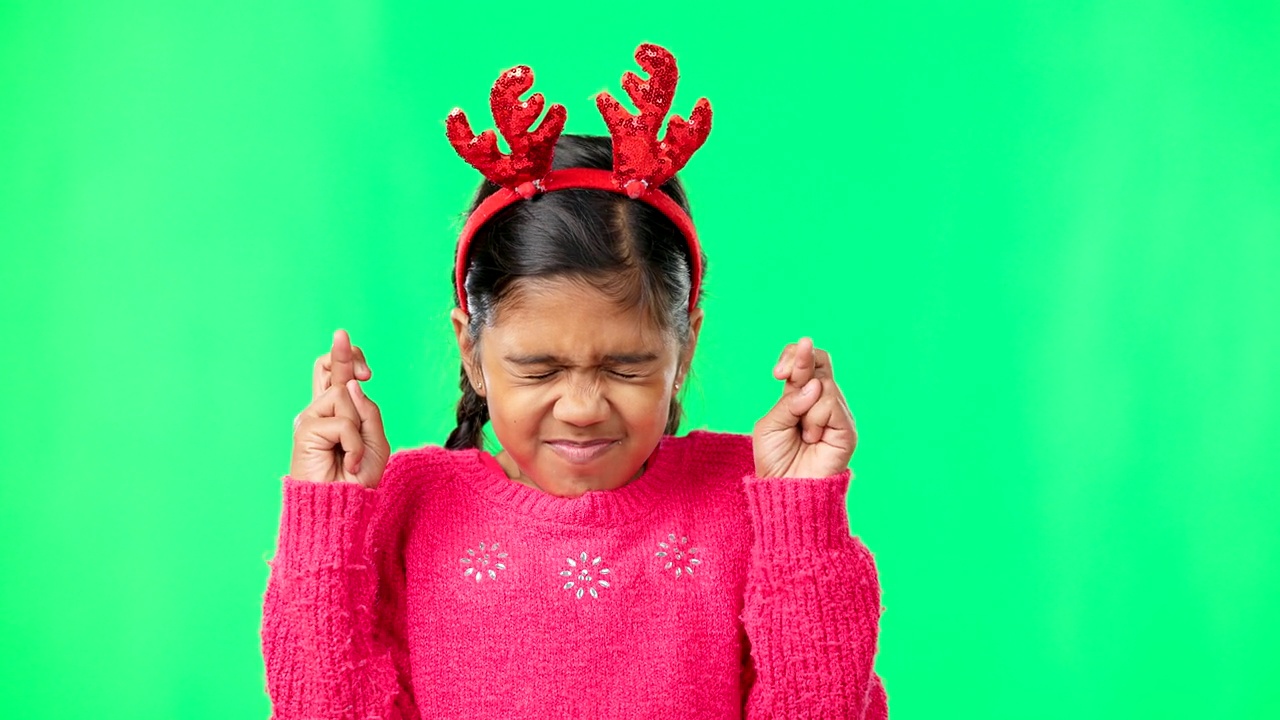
[
  {"x1": 743, "y1": 337, "x2": 888, "y2": 717},
  {"x1": 262, "y1": 329, "x2": 419, "y2": 718}
]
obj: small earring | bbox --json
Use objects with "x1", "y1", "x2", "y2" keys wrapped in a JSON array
[{"x1": 475, "y1": 379, "x2": 484, "y2": 392}]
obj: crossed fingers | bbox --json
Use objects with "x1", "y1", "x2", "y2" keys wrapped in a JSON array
[
  {"x1": 773, "y1": 337, "x2": 833, "y2": 393},
  {"x1": 769, "y1": 337, "x2": 854, "y2": 448},
  {"x1": 296, "y1": 329, "x2": 372, "y2": 434},
  {"x1": 312, "y1": 330, "x2": 372, "y2": 400}
]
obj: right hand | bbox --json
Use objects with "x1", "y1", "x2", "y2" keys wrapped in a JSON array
[{"x1": 290, "y1": 329, "x2": 391, "y2": 488}]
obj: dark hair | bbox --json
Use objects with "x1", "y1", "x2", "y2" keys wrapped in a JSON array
[{"x1": 445, "y1": 134, "x2": 706, "y2": 450}]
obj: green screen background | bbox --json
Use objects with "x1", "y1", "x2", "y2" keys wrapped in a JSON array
[{"x1": 2, "y1": 1, "x2": 1277, "y2": 717}]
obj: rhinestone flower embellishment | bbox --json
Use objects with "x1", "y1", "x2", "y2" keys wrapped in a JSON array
[
  {"x1": 656, "y1": 532, "x2": 701, "y2": 578},
  {"x1": 459, "y1": 541, "x2": 508, "y2": 583},
  {"x1": 559, "y1": 551, "x2": 612, "y2": 599}
]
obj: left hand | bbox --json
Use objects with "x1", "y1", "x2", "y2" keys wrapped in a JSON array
[{"x1": 752, "y1": 337, "x2": 858, "y2": 478}]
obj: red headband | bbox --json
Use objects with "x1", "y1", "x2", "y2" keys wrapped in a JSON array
[{"x1": 446, "y1": 43, "x2": 712, "y2": 314}]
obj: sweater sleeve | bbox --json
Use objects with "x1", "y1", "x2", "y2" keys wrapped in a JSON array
[
  {"x1": 740, "y1": 469, "x2": 888, "y2": 719},
  {"x1": 261, "y1": 452, "x2": 422, "y2": 719}
]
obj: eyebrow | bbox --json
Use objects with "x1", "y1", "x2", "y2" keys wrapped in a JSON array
[{"x1": 504, "y1": 352, "x2": 661, "y2": 366}]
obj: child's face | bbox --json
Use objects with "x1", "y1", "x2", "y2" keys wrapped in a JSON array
[{"x1": 452, "y1": 276, "x2": 702, "y2": 497}]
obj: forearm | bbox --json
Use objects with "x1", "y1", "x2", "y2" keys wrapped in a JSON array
[
  {"x1": 741, "y1": 470, "x2": 886, "y2": 718},
  {"x1": 262, "y1": 478, "x2": 418, "y2": 719}
]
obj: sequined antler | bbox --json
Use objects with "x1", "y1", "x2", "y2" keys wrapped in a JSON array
[
  {"x1": 447, "y1": 45, "x2": 710, "y2": 314},
  {"x1": 447, "y1": 65, "x2": 568, "y2": 197},
  {"x1": 596, "y1": 43, "x2": 713, "y2": 198}
]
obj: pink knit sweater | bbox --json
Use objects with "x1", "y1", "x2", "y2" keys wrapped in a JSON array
[{"x1": 261, "y1": 430, "x2": 887, "y2": 718}]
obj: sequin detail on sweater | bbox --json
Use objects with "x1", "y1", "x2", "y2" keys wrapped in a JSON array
[
  {"x1": 656, "y1": 532, "x2": 702, "y2": 578},
  {"x1": 459, "y1": 541, "x2": 508, "y2": 583},
  {"x1": 559, "y1": 552, "x2": 612, "y2": 599}
]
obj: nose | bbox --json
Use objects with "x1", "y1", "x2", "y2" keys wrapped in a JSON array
[{"x1": 552, "y1": 378, "x2": 610, "y2": 427}]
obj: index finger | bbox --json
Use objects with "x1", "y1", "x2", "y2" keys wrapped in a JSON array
[
  {"x1": 773, "y1": 343, "x2": 797, "y2": 379},
  {"x1": 330, "y1": 329, "x2": 356, "y2": 388}
]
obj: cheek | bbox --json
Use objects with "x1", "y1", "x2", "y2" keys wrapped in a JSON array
[
  {"x1": 485, "y1": 386, "x2": 547, "y2": 434},
  {"x1": 614, "y1": 383, "x2": 673, "y2": 428}
]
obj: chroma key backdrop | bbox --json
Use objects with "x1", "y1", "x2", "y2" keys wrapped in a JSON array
[{"x1": 1, "y1": 2, "x2": 1277, "y2": 718}]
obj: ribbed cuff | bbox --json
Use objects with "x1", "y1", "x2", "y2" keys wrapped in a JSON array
[
  {"x1": 742, "y1": 469, "x2": 855, "y2": 559},
  {"x1": 275, "y1": 477, "x2": 377, "y2": 573}
]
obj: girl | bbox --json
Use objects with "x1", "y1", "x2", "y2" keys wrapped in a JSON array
[{"x1": 264, "y1": 45, "x2": 887, "y2": 719}]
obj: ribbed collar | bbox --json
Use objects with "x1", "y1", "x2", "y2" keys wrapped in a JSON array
[{"x1": 457, "y1": 435, "x2": 688, "y2": 528}]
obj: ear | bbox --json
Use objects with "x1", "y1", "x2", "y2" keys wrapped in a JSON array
[
  {"x1": 677, "y1": 308, "x2": 705, "y2": 385},
  {"x1": 450, "y1": 308, "x2": 485, "y2": 397}
]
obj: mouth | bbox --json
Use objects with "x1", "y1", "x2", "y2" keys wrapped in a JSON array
[{"x1": 545, "y1": 439, "x2": 619, "y2": 465}]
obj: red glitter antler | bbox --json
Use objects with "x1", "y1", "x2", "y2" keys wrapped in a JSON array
[
  {"x1": 596, "y1": 43, "x2": 712, "y2": 199},
  {"x1": 447, "y1": 65, "x2": 567, "y2": 198}
]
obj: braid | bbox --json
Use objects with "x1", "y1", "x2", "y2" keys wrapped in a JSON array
[
  {"x1": 664, "y1": 394, "x2": 683, "y2": 436},
  {"x1": 445, "y1": 362, "x2": 490, "y2": 450}
]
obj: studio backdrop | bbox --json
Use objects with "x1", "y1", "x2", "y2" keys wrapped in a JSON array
[{"x1": 1, "y1": 1, "x2": 1276, "y2": 717}]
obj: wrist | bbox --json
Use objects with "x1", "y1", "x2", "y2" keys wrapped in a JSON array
[{"x1": 743, "y1": 468, "x2": 855, "y2": 557}]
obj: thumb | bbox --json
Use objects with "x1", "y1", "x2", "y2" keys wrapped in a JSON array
[{"x1": 756, "y1": 377, "x2": 821, "y2": 434}]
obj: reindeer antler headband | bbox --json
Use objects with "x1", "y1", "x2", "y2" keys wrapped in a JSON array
[{"x1": 446, "y1": 43, "x2": 712, "y2": 314}]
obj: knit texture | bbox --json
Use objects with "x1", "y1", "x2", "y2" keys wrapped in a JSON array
[{"x1": 262, "y1": 430, "x2": 887, "y2": 719}]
